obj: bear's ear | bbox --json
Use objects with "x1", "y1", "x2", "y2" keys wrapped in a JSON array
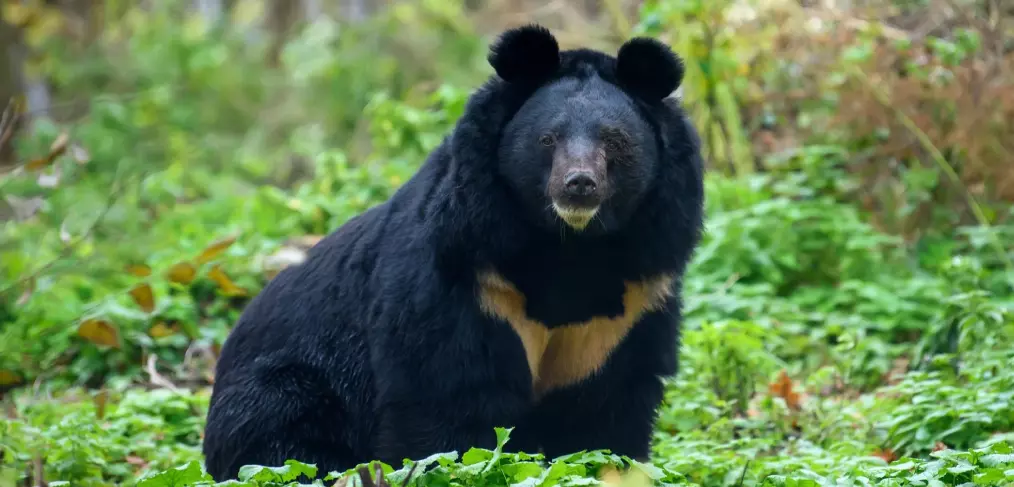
[
  {"x1": 615, "y1": 37, "x2": 684, "y2": 101},
  {"x1": 488, "y1": 24, "x2": 560, "y2": 85}
]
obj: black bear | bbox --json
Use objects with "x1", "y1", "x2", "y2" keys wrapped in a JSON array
[{"x1": 202, "y1": 24, "x2": 705, "y2": 481}]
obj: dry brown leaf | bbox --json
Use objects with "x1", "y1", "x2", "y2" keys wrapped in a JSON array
[
  {"x1": 78, "y1": 318, "x2": 120, "y2": 348},
  {"x1": 196, "y1": 235, "x2": 238, "y2": 265},
  {"x1": 768, "y1": 369, "x2": 801, "y2": 410},
  {"x1": 165, "y1": 262, "x2": 197, "y2": 285},
  {"x1": 125, "y1": 264, "x2": 152, "y2": 277},
  {"x1": 208, "y1": 265, "x2": 247, "y2": 296},
  {"x1": 94, "y1": 389, "x2": 109, "y2": 419},
  {"x1": 125, "y1": 455, "x2": 148, "y2": 467},
  {"x1": 148, "y1": 321, "x2": 176, "y2": 338},
  {"x1": 24, "y1": 131, "x2": 69, "y2": 170},
  {"x1": 129, "y1": 283, "x2": 156, "y2": 313},
  {"x1": 872, "y1": 448, "x2": 897, "y2": 463}
]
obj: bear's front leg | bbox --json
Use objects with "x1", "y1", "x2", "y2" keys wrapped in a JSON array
[
  {"x1": 530, "y1": 312, "x2": 678, "y2": 461},
  {"x1": 532, "y1": 372, "x2": 666, "y2": 461},
  {"x1": 372, "y1": 386, "x2": 533, "y2": 465},
  {"x1": 368, "y1": 298, "x2": 537, "y2": 465}
]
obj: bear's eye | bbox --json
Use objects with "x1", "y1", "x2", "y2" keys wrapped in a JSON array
[
  {"x1": 538, "y1": 134, "x2": 556, "y2": 147},
  {"x1": 600, "y1": 127, "x2": 632, "y2": 156}
]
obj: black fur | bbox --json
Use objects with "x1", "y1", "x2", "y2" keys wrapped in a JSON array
[
  {"x1": 488, "y1": 24, "x2": 560, "y2": 85},
  {"x1": 202, "y1": 25, "x2": 705, "y2": 482},
  {"x1": 616, "y1": 37, "x2": 685, "y2": 101}
]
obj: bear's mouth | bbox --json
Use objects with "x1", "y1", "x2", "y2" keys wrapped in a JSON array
[{"x1": 551, "y1": 202, "x2": 600, "y2": 231}]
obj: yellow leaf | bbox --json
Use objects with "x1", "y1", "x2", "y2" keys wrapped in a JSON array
[
  {"x1": 148, "y1": 321, "x2": 176, "y2": 338},
  {"x1": 165, "y1": 262, "x2": 197, "y2": 285},
  {"x1": 125, "y1": 264, "x2": 152, "y2": 277},
  {"x1": 208, "y1": 265, "x2": 247, "y2": 296},
  {"x1": 78, "y1": 319, "x2": 120, "y2": 348},
  {"x1": 0, "y1": 369, "x2": 23, "y2": 387},
  {"x1": 195, "y1": 235, "x2": 238, "y2": 264},
  {"x1": 129, "y1": 283, "x2": 156, "y2": 313}
]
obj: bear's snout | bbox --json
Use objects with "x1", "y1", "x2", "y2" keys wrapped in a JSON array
[
  {"x1": 564, "y1": 171, "x2": 598, "y2": 197},
  {"x1": 547, "y1": 138, "x2": 609, "y2": 231}
]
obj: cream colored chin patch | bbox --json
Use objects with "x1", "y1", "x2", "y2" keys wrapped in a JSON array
[{"x1": 551, "y1": 202, "x2": 599, "y2": 231}]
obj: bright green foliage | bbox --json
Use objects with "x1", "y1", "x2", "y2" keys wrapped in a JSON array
[{"x1": 1, "y1": 0, "x2": 1013, "y2": 486}]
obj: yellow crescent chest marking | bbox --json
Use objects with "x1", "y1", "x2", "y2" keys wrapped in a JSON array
[{"x1": 475, "y1": 271, "x2": 674, "y2": 398}]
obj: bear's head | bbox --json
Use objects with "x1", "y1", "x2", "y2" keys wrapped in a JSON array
[{"x1": 488, "y1": 24, "x2": 686, "y2": 236}]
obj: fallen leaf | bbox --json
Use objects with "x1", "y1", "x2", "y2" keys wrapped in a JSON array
[
  {"x1": 125, "y1": 455, "x2": 147, "y2": 467},
  {"x1": 125, "y1": 264, "x2": 152, "y2": 277},
  {"x1": 165, "y1": 261, "x2": 197, "y2": 285},
  {"x1": 129, "y1": 283, "x2": 156, "y2": 313},
  {"x1": 78, "y1": 318, "x2": 120, "y2": 348},
  {"x1": 148, "y1": 321, "x2": 176, "y2": 338},
  {"x1": 768, "y1": 370, "x2": 801, "y2": 410},
  {"x1": 208, "y1": 265, "x2": 247, "y2": 296},
  {"x1": 196, "y1": 235, "x2": 238, "y2": 264},
  {"x1": 872, "y1": 448, "x2": 897, "y2": 463}
]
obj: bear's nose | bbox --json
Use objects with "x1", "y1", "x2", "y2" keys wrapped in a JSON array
[{"x1": 564, "y1": 172, "x2": 597, "y2": 196}]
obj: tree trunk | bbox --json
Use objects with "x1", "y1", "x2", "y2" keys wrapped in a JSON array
[
  {"x1": 0, "y1": 7, "x2": 23, "y2": 166},
  {"x1": 265, "y1": 0, "x2": 302, "y2": 67}
]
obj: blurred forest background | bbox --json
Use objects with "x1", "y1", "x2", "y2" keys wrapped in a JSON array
[{"x1": 1, "y1": 0, "x2": 1013, "y2": 486}]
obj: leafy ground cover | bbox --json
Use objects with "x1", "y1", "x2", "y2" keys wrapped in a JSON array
[{"x1": 2, "y1": 1, "x2": 1013, "y2": 486}]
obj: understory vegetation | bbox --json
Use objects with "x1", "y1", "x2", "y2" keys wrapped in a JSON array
[{"x1": 1, "y1": 0, "x2": 1012, "y2": 486}]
